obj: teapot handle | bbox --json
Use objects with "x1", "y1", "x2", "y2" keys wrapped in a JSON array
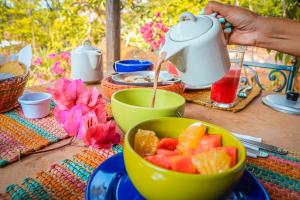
[
  {"x1": 82, "y1": 39, "x2": 92, "y2": 46},
  {"x1": 208, "y1": 12, "x2": 217, "y2": 17},
  {"x1": 198, "y1": 9, "x2": 217, "y2": 17},
  {"x1": 179, "y1": 12, "x2": 197, "y2": 22}
]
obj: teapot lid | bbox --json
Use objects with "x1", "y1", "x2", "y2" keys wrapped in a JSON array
[
  {"x1": 170, "y1": 12, "x2": 213, "y2": 42},
  {"x1": 73, "y1": 40, "x2": 100, "y2": 52}
]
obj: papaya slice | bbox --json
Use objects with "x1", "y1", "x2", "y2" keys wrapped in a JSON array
[
  {"x1": 170, "y1": 155, "x2": 197, "y2": 174},
  {"x1": 177, "y1": 124, "x2": 207, "y2": 153}
]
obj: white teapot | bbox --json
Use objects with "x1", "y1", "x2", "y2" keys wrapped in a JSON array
[
  {"x1": 71, "y1": 40, "x2": 103, "y2": 83},
  {"x1": 160, "y1": 12, "x2": 230, "y2": 88}
]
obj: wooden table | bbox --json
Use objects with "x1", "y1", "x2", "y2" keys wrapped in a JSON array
[{"x1": 0, "y1": 85, "x2": 299, "y2": 194}]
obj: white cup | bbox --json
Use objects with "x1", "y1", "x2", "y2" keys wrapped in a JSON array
[{"x1": 18, "y1": 92, "x2": 52, "y2": 119}]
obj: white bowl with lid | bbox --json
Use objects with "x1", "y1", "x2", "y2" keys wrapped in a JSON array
[{"x1": 18, "y1": 92, "x2": 52, "y2": 119}]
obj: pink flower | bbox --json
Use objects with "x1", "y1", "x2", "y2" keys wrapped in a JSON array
[
  {"x1": 94, "y1": 104, "x2": 107, "y2": 123},
  {"x1": 33, "y1": 57, "x2": 42, "y2": 66},
  {"x1": 55, "y1": 104, "x2": 100, "y2": 138},
  {"x1": 78, "y1": 111, "x2": 99, "y2": 139},
  {"x1": 161, "y1": 25, "x2": 169, "y2": 32},
  {"x1": 151, "y1": 40, "x2": 160, "y2": 50},
  {"x1": 51, "y1": 61, "x2": 65, "y2": 75},
  {"x1": 144, "y1": 33, "x2": 153, "y2": 40},
  {"x1": 37, "y1": 78, "x2": 46, "y2": 84},
  {"x1": 60, "y1": 52, "x2": 71, "y2": 61},
  {"x1": 140, "y1": 27, "x2": 146, "y2": 34},
  {"x1": 140, "y1": 14, "x2": 169, "y2": 51},
  {"x1": 63, "y1": 106, "x2": 84, "y2": 137},
  {"x1": 85, "y1": 121, "x2": 121, "y2": 149},
  {"x1": 50, "y1": 78, "x2": 86, "y2": 110},
  {"x1": 159, "y1": 36, "x2": 165, "y2": 45},
  {"x1": 52, "y1": 66, "x2": 64, "y2": 75},
  {"x1": 156, "y1": 22, "x2": 162, "y2": 29},
  {"x1": 50, "y1": 78, "x2": 121, "y2": 148},
  {"x1": 54, "y1": 107, "x2": 69, "y2": 124},
  {"x1": 77, "y1": 87, "x2": 105, "y2": 109},
  {"x1": 48, "y1": 53, "x2": 57, "y2": 59}
]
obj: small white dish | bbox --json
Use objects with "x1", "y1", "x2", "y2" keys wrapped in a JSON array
[{"x1": 18, "y1": 92, "x2": 52, "y2": 119}]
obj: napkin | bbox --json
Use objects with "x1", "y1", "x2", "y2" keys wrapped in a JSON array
[
  {"x1": 231, "y1": 132, "x2": 265, "y2": 158},
  {"x1": 0, "y1": 45, "x2": 32, "y2": 70},
  {"x1": 231, "y1": 132, "x2": 262, "y2": 142}
]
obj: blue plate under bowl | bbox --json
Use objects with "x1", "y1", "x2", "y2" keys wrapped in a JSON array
[
  {"x1": 86, "y1": 153, "x2": 270, "y2": 200},
  {"x1": 114, "y1": 60, "x2": 153, "y2": 72}
]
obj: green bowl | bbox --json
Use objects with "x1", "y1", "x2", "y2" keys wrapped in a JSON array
[
  {"x1": 124, "y1": 117, "x2": 246, "y2": 200},
  {"x1": 111, "y1": 88, "x2": 185, "y2": 133}
]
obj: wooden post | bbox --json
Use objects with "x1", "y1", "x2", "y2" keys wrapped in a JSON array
[{"x1": 106, "y1": 0, "x2": 120, "y2": 71}]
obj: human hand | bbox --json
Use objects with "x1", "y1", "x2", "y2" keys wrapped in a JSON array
[{"x1": 204, "y1": 1, "x2": 260, "y2": 46}]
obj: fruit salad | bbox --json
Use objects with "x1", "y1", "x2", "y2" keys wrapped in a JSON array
[{"x1": 133, "y1": 124, "x2": 237, "y2": 175}]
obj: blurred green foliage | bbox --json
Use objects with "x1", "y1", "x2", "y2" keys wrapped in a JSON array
[
  {"x1": 2, "y1": 0, "x2": 296, "y2": 54},
  {"x1": 0, "y1": 0, "x2": 299, "y2": 85},
  {"x1": 0, "y1": 0, "x2": 105, "y2": 54}
]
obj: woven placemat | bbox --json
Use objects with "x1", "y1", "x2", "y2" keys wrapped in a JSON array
[
  {"x1": 0, "y1": 101, "x2": 68, "y2": 168},
  {"x1": 182, "y1": 85, "x2": 262, "y2": 112},
  {"x1": 3, "y1": 145, "x2": 299, "y2": 200}
]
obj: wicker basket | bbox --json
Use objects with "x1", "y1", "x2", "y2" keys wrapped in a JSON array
[
  {"x1": 101, "y1": 76, "x2": 185, "y2": 99},
  {"x1": 0, "y1": 70, "x2": 29, "y2": 113}
]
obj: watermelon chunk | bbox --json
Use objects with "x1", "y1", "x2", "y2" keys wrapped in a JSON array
[
  {"x1": 156, "y1": 149, "x2": 178, "y2": 157},
  {"x1": 224, "y1": 146, "x2": 237, "y2": 167},
  {"x1": 170, "y1": 155, "x2": 197, "y2": 174},
  {"x1": 192, "y1": 134, "x2": 222, "y2": 154},
  {"x1": 158, "y1": 138, "x2": 178, "y2": 151},
  {"x1": 144, "y1": 155, "x2": 171, "y2": 169},
  {"x1": 199, "y1": 134, "x2": 222, "y2": 148}
]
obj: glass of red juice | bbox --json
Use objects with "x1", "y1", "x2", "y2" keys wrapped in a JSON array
[{"x1": 210, "y1": 46, "x2": 246, "y2": 108}]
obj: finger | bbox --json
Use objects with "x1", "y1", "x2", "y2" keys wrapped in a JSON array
[
  {"x1": 204, "y1": 1, "x2": 232, "y2": 16},
  {"x1": 223, "y1": 31, "x2": 231, "y2": 44},
  {"x1": 224, "y1": 27, "x2": 232, "y2": 33}
]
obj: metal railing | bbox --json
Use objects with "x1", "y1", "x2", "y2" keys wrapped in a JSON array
[{"x1": 242, "y1": 61, "x2": 296, "y2": 92}]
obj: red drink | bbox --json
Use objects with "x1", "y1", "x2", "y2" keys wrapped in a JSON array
[{"x1": 211, "y1": 67, "x2": 241, "y2": 106}]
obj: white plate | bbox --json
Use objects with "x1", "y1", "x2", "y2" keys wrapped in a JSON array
[{"x1": 111, "y1": 71, "x2": 181, "y2": 86}]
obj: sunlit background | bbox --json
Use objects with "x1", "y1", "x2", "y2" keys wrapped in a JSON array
[{"x1": 0, "y1": 0, "x2": 299, "y2": 87}]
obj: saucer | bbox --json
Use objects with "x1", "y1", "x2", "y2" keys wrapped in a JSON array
[
  {"x1": 184, "y1": 83, "x2": 211, "y2": 90},
  {"x1": 111, "y1": 71, "x2": 181, "y2": 87},
  {"x1": 86, "y1": 153, "x2": 270, "y2": 200}
]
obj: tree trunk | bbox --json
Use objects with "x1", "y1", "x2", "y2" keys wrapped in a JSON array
[
  {"x1": 281, "y1": 0, "x2": 286, "y2": 17},
  {"x1": 27, "y1": 0, "x2": 36, "y2": 54},
  {"x1": 106, "y1": 0, "x2": 121, "y2": 72},
  {"x1": 235, "y1": 0, "x2": 239, "y2": 6},
  {"x1": 248, "y1": 0, "x2": 253, "y2": 11}
]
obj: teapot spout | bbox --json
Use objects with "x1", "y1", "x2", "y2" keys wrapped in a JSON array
[
  {"x1": 87, "y1": 50, "x2": 102, "y2": 70},
  {"x1": 160, "y1": 39, "x2": 185, "y2": 60}
]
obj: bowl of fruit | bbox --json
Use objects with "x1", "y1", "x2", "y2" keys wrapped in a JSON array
[{"x1": 124, "y1": 117, "x2": 246, "y2": 200}]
